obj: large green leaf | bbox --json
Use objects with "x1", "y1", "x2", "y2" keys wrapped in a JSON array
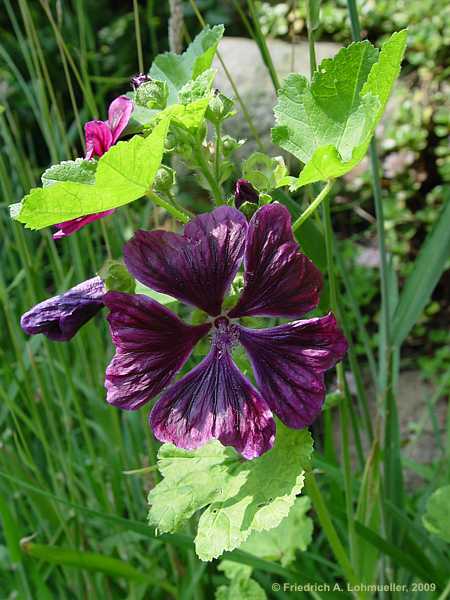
[
  {"x1": 391, "y1": 191, "x2": 450, "y2": 346},
  {"x1": 272, "y1": 30, "x2": 407, "y2": 187},
  {"x1": 149, "y1": 25, "x2": 224, "y2": 104},
  {"x1": 423, "y1": 485, "x2": 450, "y2": 543},
  {"x1": 12, "y1": 117, "x2": 169, "y2": 230},
  {"x1": 148, "y1": 425, "x2": 313, "y2": 561}
]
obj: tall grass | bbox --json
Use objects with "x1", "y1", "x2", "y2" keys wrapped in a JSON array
[{"x1": 1, "y1": 1, "x2": 449, "y2": 598}]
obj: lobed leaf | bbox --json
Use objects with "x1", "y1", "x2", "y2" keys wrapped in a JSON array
[
  {"x1": 272, "y1": 30, "x2": 407, "y2": 186},
  {"x1": 11, "y1": 117, "x2": 170, "y2": 230},
  {"x1": 148, "y1": 425, "x2": 313, "y2": 562},
  {"x1": 150, "y1": 25, "x2": 224, "y2": 104},
  {"x1": 239, "y1": 497, "x2": 313, "y2": 567}
]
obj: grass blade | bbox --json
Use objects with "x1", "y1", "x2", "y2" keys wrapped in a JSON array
[{"x1": 392, "y1": 191, "x2": 450, "y2": 347}]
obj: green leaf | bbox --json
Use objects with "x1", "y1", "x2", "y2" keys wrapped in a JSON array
[
  {"x1": 150, "y1": 25, "x2": 224, "y2": 104},
  {"x1": 178, "y1": 69, "x2": 216, "y2": 105},
  {"x1": 217, "y1": 561, "x2": 267, "y2": 600},
  {"x1": 272, "y1": 30, "x2": 407, "y2": 186},
  {"x1": 135, "y1": 283, "x2": 177, "y2": 306},
  {"x1": 216, "y1": 576, "x2": 267, "y2": 600},
  {"x1": 392, "y1": 191, "x2": 450, "y2": 347},
  {"x1": 423, "y1": 485, "x2": 450, "y2": 543},
  {"x1": 161, "y1": 98, "x2": 210, "y2": 131},
  {"x1": 21, "y1": 541, "x2": 153, "y2": 584},
  {"x1": 239, "y1": 497, "x2": 313, "y2": 567},
  {"x1": 197, "y1": 426, "x2": 312, "y2": 561},
  {"x1": 12, "y1": 118, "x2": 169, "y2": 230},
  {"x1": 148, "y1": 425, "x2": 313, "y2": 562},
  {"x1": 242, "y1": 152, "x2": 290, "y2": 192},
  {"x1": 219, "y1": 560, "x2": 253, "y2": 581},
  {"x1": 41, "y1": 158, "x2": 97, "y2": 187},
  {"x1": 148, "y1": 442, "x2": 236, "y2": 534}
]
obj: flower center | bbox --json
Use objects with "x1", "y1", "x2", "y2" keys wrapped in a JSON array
[{"x1": 212, "y1": 316, "x2": 239, "y2": 352}]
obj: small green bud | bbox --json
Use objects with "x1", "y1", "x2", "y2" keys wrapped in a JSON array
[
  {"x1": 206, "y1": 90, "x2": 235, "y2": 124},
  {"x1": 153, "y1": 165, "x2": 176, "y2": 193},
  {"x1": 135, "y1": 80, "x2": 169, "y2": 110},
  {"x1": 99, "y1": 260, "x2": 135, "y2": 294}
]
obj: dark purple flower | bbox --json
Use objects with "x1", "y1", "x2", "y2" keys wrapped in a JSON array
[
  {"x1": 234, "y1": 178, "x2": 259, "y2": 208},
  {"x1": 105, "y1": 203, "x2": 347, "y2": 459},
  {"x1": 54, "y1": 96, "x2": 133, "y2": 240},
  {"x1": 21, "y1": 276, "x2": 105, "y2": 341},
  {"x1": 130, "y1": 73, "x2": 152, "y2": 90}
]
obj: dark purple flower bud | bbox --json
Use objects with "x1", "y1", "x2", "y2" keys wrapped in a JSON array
[
  {"x1": 130, "y1": 73, "x2": 152, "y2": 90},
  {"x1": 234, "y1": 179, "x2": 259, "y2": 208},
  {"x1": 20, "y1": 276, "x2": 105, "y2": 341}
]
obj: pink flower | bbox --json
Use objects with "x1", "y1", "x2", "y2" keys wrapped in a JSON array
[{"x1": 84, "y1": 95, "x2": 133, "y2": 160}]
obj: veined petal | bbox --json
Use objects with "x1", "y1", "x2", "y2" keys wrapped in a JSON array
[
  {"x1": 108, "y1": 95, "x2": 133, "y2": 143},
  {"x1": 104, "y1": 292, "x2": 210, "y2": 410},
  {"x1": 20, "y1": 276, "x2": 105, "y2": 341},
  {"x1": 229, "y1": 203, "x2": 322, "y2": 318},
  {"x1": 239, "y1": 314, "x2": 348, "y2": 428},
  {"x1": 124, "y1": 207, "x2": 247, "y2": 316},
  {"x1": 84, "y1": 120, "x2": 113, "y2": 159},
  {"x1": 53, "y1": 210, "x2": 115, "y2": 239},
  {"x1": 150, "y1": 338, "x2": 275, "y2": 459}
]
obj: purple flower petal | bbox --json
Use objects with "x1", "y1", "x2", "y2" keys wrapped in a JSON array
[
  {"x1": 108, "y1": 95, "x2": 133, "y2": 143},
  {"x1": 84, "y1": 120, "x2": 113, "y2": 159},
  {"x1": 20, "y1": 276, "x2": 105, "y2": 341},
  {"x1": 53, "y1": 209, "x2": 115, "y2": 239},
  {"x1": 124, "y1": 207, "x2": 248, "y2": 316},
  {"x1": 238, "y1": 314, "x2": 348, "y2": 428},
  {"x1": 104, "y1": 292, "x2": 210, "y2": 410},
  {"x1": 150, "y1": 337, "x2": 275, "y2": 459},
  {"x1": 229, "y1": 203, "x2": 322, "y2": 318}
]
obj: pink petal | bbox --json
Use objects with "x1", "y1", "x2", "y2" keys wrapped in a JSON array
[
  {"x1": 107, "y1": 95, "x2": 133, "y2": 144},
  {"x1": 84, "y1": 121, "x2": 113, "y2": 159},
  {"x1": 53, "y1": 210, "x2": 115, "y2": 239}
]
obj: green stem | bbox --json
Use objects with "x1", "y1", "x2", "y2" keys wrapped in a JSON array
[
  {"x1": 247, "y1": 0, "x2": 280, "y2": 90},
  {"x1": 292, "y1": 179, "x2": 334, "y2": 231},
  {"x1": 346, "y1": 0, "x2": 391, "y2": 375},
  {"x1": 214, "y1": 122, "x2": 222, "y2": 184},
  {"x1": 305, "y1": 471, "x2": 362, "y2": 593},
  {"x1": 132, "y1": 0, "x2": 144, "y2": 73},
  {"x1": 306, "y1": 0, "x2": 318, "y2": 76},
  {"x1": 146, "y1": 190, "x2": 190, "y2": 223},
  {"x1": 192, "y1": 145, "x2": 223, "y2": 205},
  {"x1": 323, "y1": 196, "x2": 358, "y2": 568}
]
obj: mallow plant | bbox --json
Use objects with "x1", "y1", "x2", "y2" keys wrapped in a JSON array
[{"x1": 14, "y1": 22, "x2": 423, "y2": 577}]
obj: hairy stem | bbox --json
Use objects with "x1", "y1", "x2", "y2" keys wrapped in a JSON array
[
  {"x1": 192, "y1": 145, "x2": 223, "y2": 205},
  {"x1": 292, "y1": 179, "x2": 334, "y2": 231},
  {"x1": 146, "y1": 190, "x2": 190, "y2": 224}
]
